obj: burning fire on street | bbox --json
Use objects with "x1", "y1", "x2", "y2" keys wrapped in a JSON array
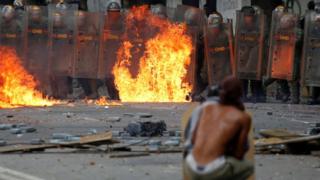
[
  {"x1": 95, "y1": 96, "x2": 122, "y2": 106},
  {"x1": 0, "y1": 47, "x2": 57, "y2": 108},
  {"x1": 113, "y1": 6, "x2": 193, "y2": 102}
]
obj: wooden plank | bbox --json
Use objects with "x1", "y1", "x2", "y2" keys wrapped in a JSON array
[
  {"x1": 0, "y1": 132, "x2": 115, "y2": 153},
  {"x1": 259, "y1": 129, "x2": 304, "y2": 139},
  {"x1": 0, "y1": 144, "x2": 56, "y2": 153},
  {"x1": 256, "y1": 134, "x2": 320, "y2": 147}
]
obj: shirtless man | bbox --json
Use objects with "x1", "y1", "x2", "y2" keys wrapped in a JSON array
[{"x1": 184, "y1": 76, "x2": 253, "y2": 180}]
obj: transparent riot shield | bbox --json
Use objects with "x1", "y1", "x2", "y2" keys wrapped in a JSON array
[
  {"x1": 25, "y1": 6, "x2": 49, "y2": 92},
  {"x1": 184, "y1": 27, "x2": 198, "y2": 93},
  {"x1": 48, "y1": 4, "x2": 77, "y2": 77},
  {"x1": 173, "y1": 5, "x2": 206, "y2": 93},
  {"x1": 204, "y1": 21, "x2": 234, "y2": 86},
  {"x1": 0, "y1": 6, "x2": 26, "y2": 61},
  {"x1": 48, "y1": 4, "x2": 77, "y2": 98},
  {"x1": 301, "y1": 11, "x2": 320, "y2": 87},
  {"x1": 234, "y1": 10, "x2": 266, "y2": 80},
  {"x1": 73, "y1": 11, "x2": 104, "y2": 79},
  {"x1": 98, "y1": 11, "x2": 125, "y2": 79},
  {"x1": 267, "y1": 10, "x2": 298, "y2": 81}
]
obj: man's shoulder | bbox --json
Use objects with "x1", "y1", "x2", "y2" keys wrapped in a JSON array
[{"x1": 224, "y1": 106, "x2": 251, "y2": 123}]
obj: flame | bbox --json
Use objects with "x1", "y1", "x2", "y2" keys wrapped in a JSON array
[
  {"x1": 112, "y1": 6, "x2": 193, "y2": 102},
  {"x1": 95, "y1": 96, "x2": 122, "y2": 106},
  {"x1": 0, "y1": 46, "x2": 57, "y2": 108}
]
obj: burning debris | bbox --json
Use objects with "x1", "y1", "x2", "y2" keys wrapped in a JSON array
[
  {"x1": 113, "y1": 6, "x2": 193, "y2": 102},
  {"x1": 95, "y1": 96, "x2": 122, "y2": 106},
  {"x1": 0, "y1": 47, "x2": 58, "y2": 108}
]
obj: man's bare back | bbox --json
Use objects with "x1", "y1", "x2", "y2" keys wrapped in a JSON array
[
  {"x1": 184, "y1": 76, "x2": 253, "y2": 180},
  {"x1": 192, "y1": 103, "x2": 251, "y2": 166}
]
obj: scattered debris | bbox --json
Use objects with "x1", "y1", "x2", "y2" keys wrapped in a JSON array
[
  {"x1": 148, "y1": 140, "x2": 161, "y2": 146},
  {"x1": 10, "y1": 128, "x2": 22, "y2": 134},
  {"x1": 112, "y1": 131, "x2": 121, "y2": 137},
  {"x1": 105, "y1": 116, "x2": 121, "y2": 122},
  {"x1": 15, "y1": 123, "x2": 27, "y2": 128},
  {"x1": 0, "y1": 131, "x2": 116, "y2": 153},
  {"x1": 123, "y1": 113, "x2": 152, "y2": 118},
  {"x1": 259, "y1": 129, "x2": 304, "y2": 139},
  {"x1": 51, "y1": 133, "x2": 80, "y2": 143},
  {"x1": 306, "y1": 127, "x2": 320, "y2": 135},
  {"x1": 21, "y1": 126, "x2": 37, "y2": 133},
  {"x1": 126, "y1": 122, "x2": 141, "y2": 136},
  {"x1": 125, "y1": 121, "x2": 167, "y2": 137},
  {"x1": 0, "y1": 124, "x2": 13, "y2": 130},
  {"x1": 123, "y1": 113, "x2": 135, "y2": 117},
  {"x1": 30, "y1": 139, "x2": 45, "y2": 145},
  {"x1": 255, "y1": 132, "x2": 320, "y2": 154},
  {"x1": 88, "y1": 129, "x2": 98, "y2": 135},
  {"x1": 63, "y1": 112, "x2": 75, "y2": 118},
  {"x1": 0, "y1": 140, "x2": 6, "y2": 146},
  {"x1": 168, "y1": 130, "x2": 176, "y2": 137},
  {"x1": 136, "y1": 113, "x2": 153, "y2": 118},
  {"x1": 163, "y1": 138, "x2": 181, "y2": 146}
]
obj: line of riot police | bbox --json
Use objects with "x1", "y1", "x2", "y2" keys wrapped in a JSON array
[
  {"x1": 202, "y1": 2, "x2": 320, "y2": 105},
  {"x1": 2, "y1": 0, "x2": 320, "y2": 104}
]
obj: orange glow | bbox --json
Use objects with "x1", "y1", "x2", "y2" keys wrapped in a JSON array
[
  {"x1": 112, "y1": 6, "x2": 193, "y2": 102},
  {"x1": 271, "y1": 41, "x2": 294, "y2": 79},
  {"x1": 0, "y1": 46, "x2": 57, "y2": 108},
  {"x1": 95, "y1": 96, "x2": 122, "y2": 106}
]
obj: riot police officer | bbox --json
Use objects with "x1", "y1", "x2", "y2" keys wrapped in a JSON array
[
  {"x1": 202, "y1": 12, "x2": 233, "y2": 88},
  {"x1": 234, "y1": 6, "x2": 267, "y2": 102},
  {"x1": 266, "y1": 6, "x2": 301, "y2": 104},
  {"x1": 301, "y1": 1, "x2": 320, "y2": 104}
]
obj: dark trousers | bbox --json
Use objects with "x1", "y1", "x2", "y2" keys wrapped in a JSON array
[{"x1": 242, "y1": 80, "x2": 265, "y2": 102}]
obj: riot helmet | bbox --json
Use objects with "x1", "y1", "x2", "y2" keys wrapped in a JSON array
[
  {"x1": 13, "y1": 0, "x2": 24, "y2": 9},
  {"x1": 151, "y1": 4, "x2": 167, "y2": 18},
  {"x1": 30, "y1": 6, "x2": 42, "y2": 22},
  {"x1": 208, "y1": 12, "x2": 223, "y2": 28},
  {"x1": 1, "y1": 5, "x2": 15, "y2": 21},
  {"x1": 107, "y1": 1, "x2": 121, "y2": 12},
  {"x1": 241, "y1": 6, "x2": 256, "y2": 26},
  {"x1": 279, "y1": 13, "x2": 296, "y2": 30},
  {"x1": 56, "y1": 0, "x2": 67, "y2": 10},
  {"x1": 274, "y1": 5, "x2": 285, "y2": 13},
  {"x1": 184, "y1": 7, "x2": 200, "y2": 26}
]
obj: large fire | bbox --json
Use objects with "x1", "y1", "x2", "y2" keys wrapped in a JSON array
[
  {"x1": 112, "y1": 6, "x2": 193, "y2": 102},
  {"x1": 0, "y1": 47, "x2": 56, "y2": 108}
]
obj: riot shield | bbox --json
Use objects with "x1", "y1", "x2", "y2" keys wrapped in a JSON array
[
  {"x1": 0, "y1": 6, "x2": 26, "y2": 61},
  {"x1": 267, "y1": 10, "x2": 298, "y2": 80},
  {"x1": 204, "y1": 21, "x2": 234, "y2": 86},
  {"x1": 98, "y1": 11, "x2": 125, "y2": 79},
  {"x1": 48, "y1": 4, "x2": 77, "y2": 77},
  {"x1": 73, "y1": 11, "x2": 104, "y2": 79},
  {"x1": 173, "y1": 5, "x2": 206, "y2": 93},
  {"x1": 234, "y1": 10, "x2": 266, "y2": 80},
  {"x1": 301, "y1": 11, "x2": 320, "y2": 87},
  {"x1": 25, "y1": 6, "x2": 49, "y2": 91}
]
